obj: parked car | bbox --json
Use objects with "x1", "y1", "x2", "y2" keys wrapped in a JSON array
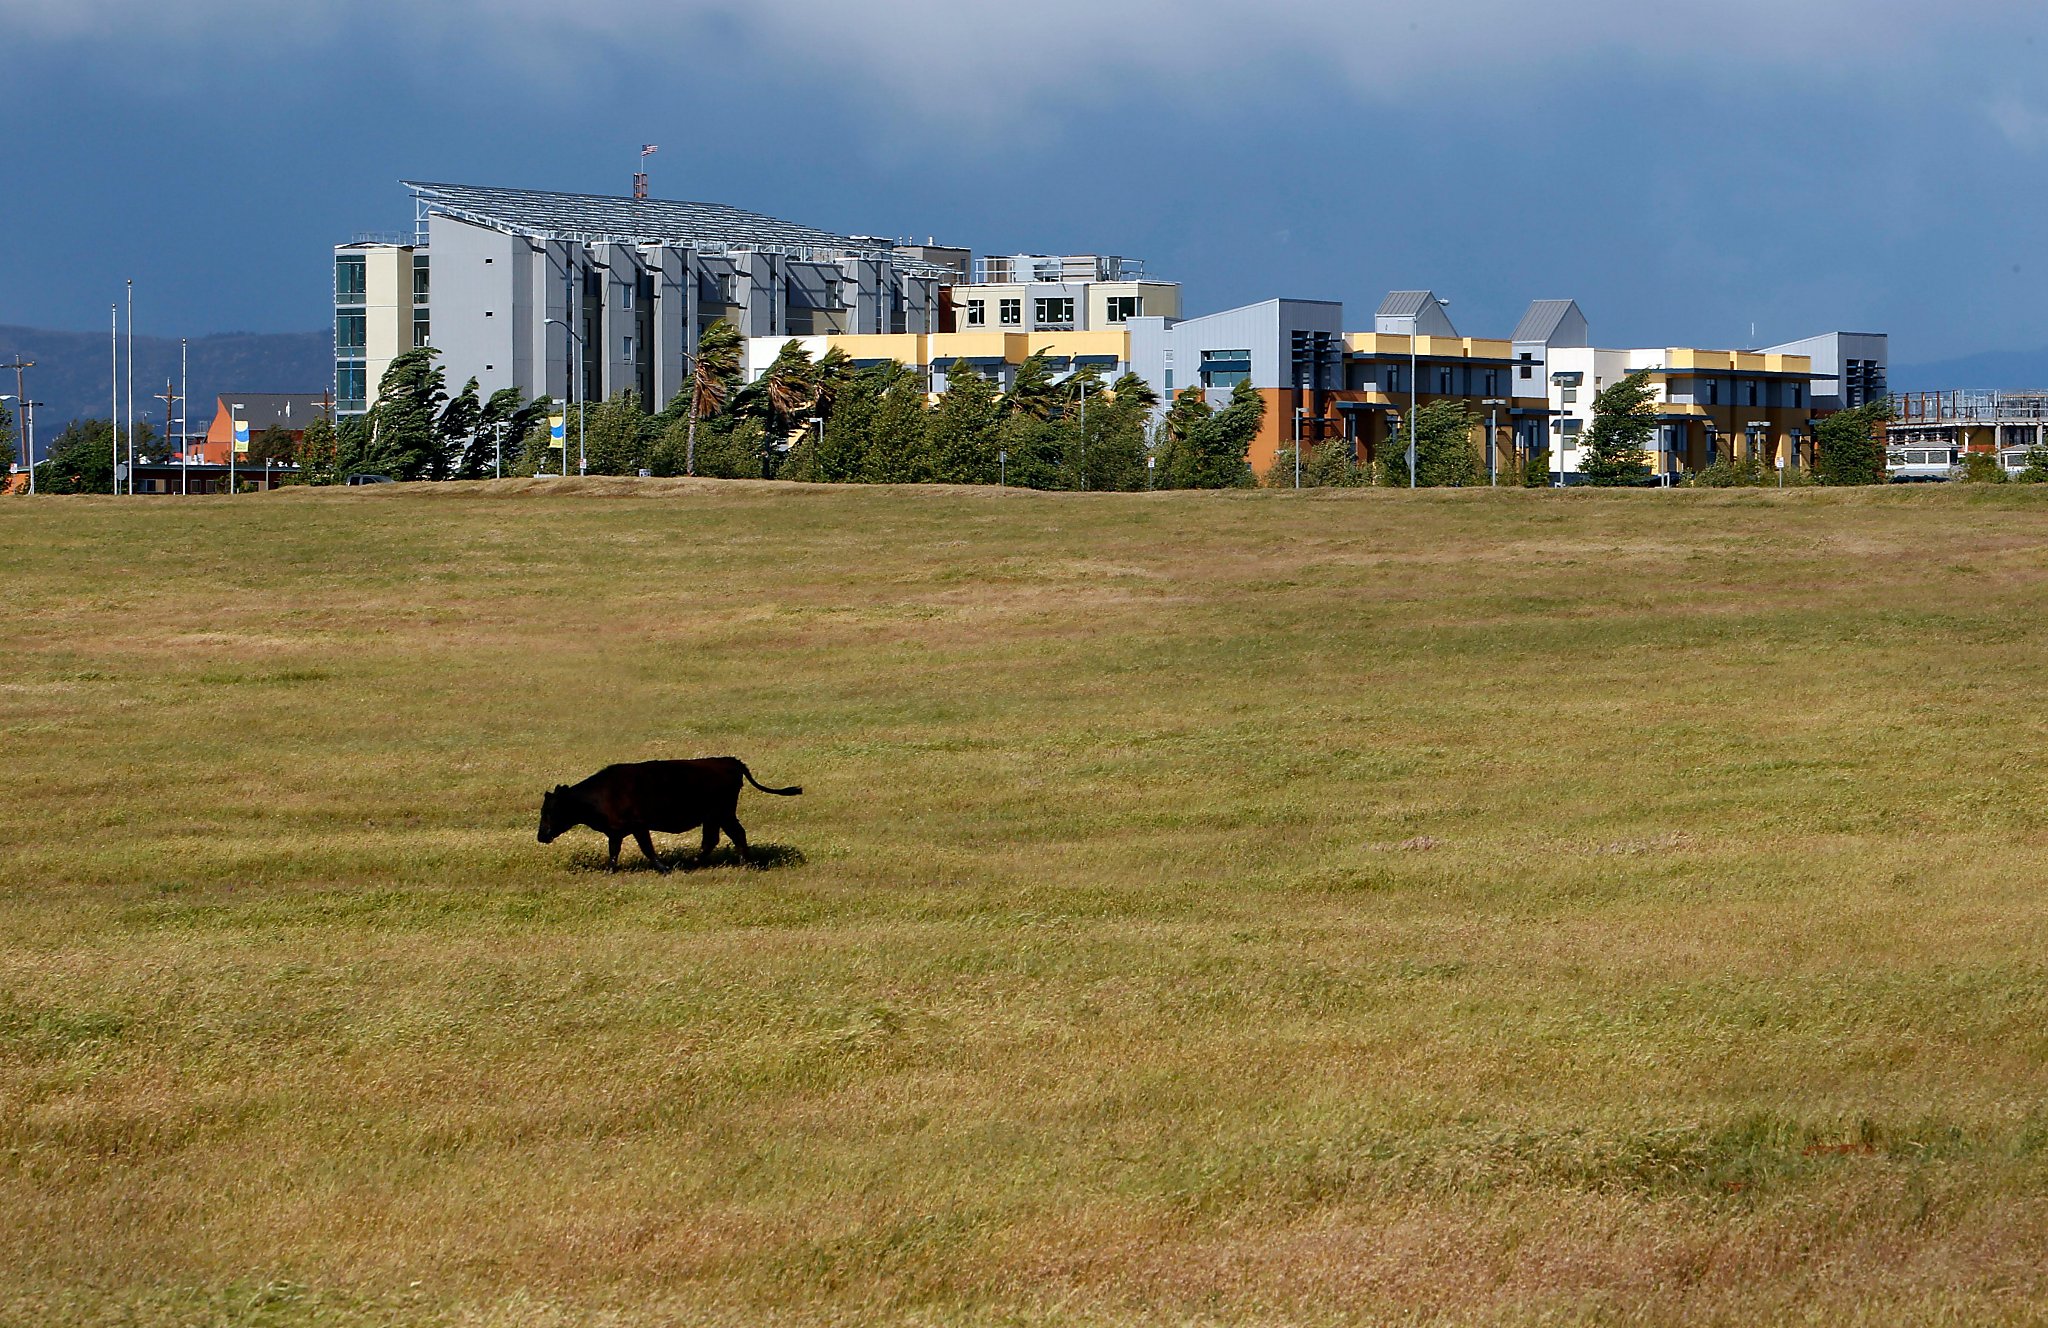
[{"x1": 345, "y1": 473, "x2": 395, "y2": 486}]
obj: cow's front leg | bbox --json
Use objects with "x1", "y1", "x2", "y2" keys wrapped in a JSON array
[
  {"x1": 606, "y1": 834, "x2": 623, "y2": 871},
  {"x1": 633, "y1": 828, "x2": 669, "y2": 873}
]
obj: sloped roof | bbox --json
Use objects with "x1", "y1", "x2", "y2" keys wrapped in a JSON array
[
  {"x1": 1512, "y1": 299, "x2": 1586, "y2": 345},
  {"x1": 1377, "y1": 290, "x2": 1438, "y2": 319},
  {"x1": 403, "y1": 180, "x2": 943, "y2": 273}
]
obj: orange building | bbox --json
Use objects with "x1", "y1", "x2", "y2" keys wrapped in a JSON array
[{"x1": 189, "y1": 393, "x2": 330, "y2": 464}]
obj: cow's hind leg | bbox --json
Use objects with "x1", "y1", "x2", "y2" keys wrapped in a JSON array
[
  {"x1": 606, "y1": 834, "x2": 623, "y2": 871},
  {"x1": 633, "y1": 828, "x2": 669, "y2": 873},
  {"x1": 723, "y1": 815, "x2": 752, "y2": 866},
  {"x1": 698, "y1": 821, "x2": 722, "y2": 867}
]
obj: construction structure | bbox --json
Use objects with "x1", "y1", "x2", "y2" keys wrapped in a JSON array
[
  {"x1": 942, "y1": 255, "x2": 1180, "y2": 334},
  {"x1": 337, "y1": 181, "x2": 953, "y2": 420},
  {"x1": 1886, "y1": 390, "x2": 2048, "y2": 475}
]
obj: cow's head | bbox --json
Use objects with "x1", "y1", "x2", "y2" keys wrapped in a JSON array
[{"x1": 537, "y1": 785, "x2": 573, "y2": 843}]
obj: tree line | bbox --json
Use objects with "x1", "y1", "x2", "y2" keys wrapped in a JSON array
[{"x1": 13, "y1": 350, "x2": 1949, "y2": 494}]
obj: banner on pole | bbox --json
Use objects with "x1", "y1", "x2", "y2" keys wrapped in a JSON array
[
  {"x1": 549, "y1": 415, "x2": 566, "y2": 449},
  {"x1": 233, "y1": 420, "x2": 250, "y2": 455}
]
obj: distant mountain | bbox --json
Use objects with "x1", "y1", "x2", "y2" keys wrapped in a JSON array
[
  {"x1": 1889, "y1": 348, "x2": 2048, "y2": 394},
  {"x1": 0, "y1": 325, "x2": 331, "y2": 457}
]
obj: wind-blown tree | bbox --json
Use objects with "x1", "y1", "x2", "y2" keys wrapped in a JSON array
[
  {"x1": 431, "y1": 378, "x2": 482, "y2": 481},
  {"x1": 1811, "y1": 400, "x2": 1893, "y2": 486},
  {"x1": 756, "y1": 339, "x2": 818, "y2": 448},
  {"x1": 246, "y1": 424, "x2": 296, "y2": 470},
  {"x1": 1379, "y1": 400, "x2": 1479, "y2": 487},
  {"x1": 1002, "y1": 350, "x2": 1065, "y2": 423},
  {"x1": 365, "y1": 347, "x2": 449, "y2": 480},
  {"x1": 459, "y1": 387, "x2": 536, "y2": 479},
  {"x1": 860, "y1": 365, "x2": 934, "y2": 483},
  {"x1": 812, "y1": 347, "x2": 854, "y2": 419},
  {"x1": 1301, "y1": 436, "x2": 1367, "y2": 487},
  {"x1": 683, "y1": 321, "x2": 742, "y2": 476},
  {"x1": 1578, "y1": 370, "x2": 1656, "y2": 486},
  {"x1": 292, "y1": 414, "x2": 342, "y2": 485},
  {"x1": 1069, "y1": 368, "x2": 1149, "y2": 491},
  {"x1": 929, "y1": 359, "x2": 1003, "y2": 484},
  {"x1": 1153, "y1": 387, "x2": 1215, "y2": 489},
  {"x1": 505, "y1": 396, "x2": 560, "y2": 477},
  {"x1": 34, "y1": 418, "x2": 122, "y2": 493},
  {"x1": 583, "y1": 391, "x2": 651, "y2": 475}
]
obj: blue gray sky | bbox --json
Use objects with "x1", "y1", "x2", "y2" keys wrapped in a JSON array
[{"x1": 5, "y1": 0, "x2": 2047, "y2": 361}]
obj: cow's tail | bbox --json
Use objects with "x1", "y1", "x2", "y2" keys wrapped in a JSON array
[{"x1": 739, "y1": 761, "x2": 803, "y2": 796}]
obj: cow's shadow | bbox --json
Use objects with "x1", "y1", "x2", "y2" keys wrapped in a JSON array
[{"x1": 566, "y1": 841, "x2": 806, "y2": 874}]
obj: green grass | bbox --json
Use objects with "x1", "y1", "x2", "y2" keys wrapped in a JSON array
[{"x1": 5, "y1": 477, "x2": 2048, "y2": 1325}]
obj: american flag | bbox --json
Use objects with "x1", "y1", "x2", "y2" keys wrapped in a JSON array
[{"x1": 641, "y1": 144, "x2": 659, "y2": 157}]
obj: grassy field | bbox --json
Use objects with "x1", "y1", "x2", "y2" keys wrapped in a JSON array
[{"x1": 5, "y1": 478, "x2": 2048, "y2": 1325}]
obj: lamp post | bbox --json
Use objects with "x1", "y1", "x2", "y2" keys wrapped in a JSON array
[
  {"x1": 125, "y1": 279, "x2": 135, "y2": 495},
  {"x1": 1403, "y1": 297, "x2": 1450, "y2": 489},
  {"x1": 1483, "y1": 397, "x2": 1507, "y2": 487},
  {"x1": 545, "y1": 316, "x2": 585, "y2": 477}
]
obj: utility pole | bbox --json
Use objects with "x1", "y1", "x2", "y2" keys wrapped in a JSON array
[
  {"x1": 179, "y1": 338, "x2": 189, "y2": 495},
  {"x1": 5, "y1": 357, "x2": 32, "y2": 489}
]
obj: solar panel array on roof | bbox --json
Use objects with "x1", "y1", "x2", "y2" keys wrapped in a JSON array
[{"x1": 402, "y1": 180, "x2": 945, "y2": 274}]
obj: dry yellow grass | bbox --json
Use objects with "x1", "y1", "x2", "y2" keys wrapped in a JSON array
[{"x1": 4, "y1": 478, "x2": 2048, "y2": 1325}]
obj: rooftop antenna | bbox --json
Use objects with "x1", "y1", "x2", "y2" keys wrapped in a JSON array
[{"x1": 634, "y1": 144, "x2": 658, "y2": 200}]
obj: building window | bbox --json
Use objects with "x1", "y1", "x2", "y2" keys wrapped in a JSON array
[
  {"x1": 1484, "y1": 369, "x2": 1498, "y2": 396},
  {"x1": 620, "y1": 285, "x2": 634, "y2": 311},
  {"x1": 623, "y1": 336, "x2": 634, "y2": 361},
  {"x1": 413, "y1": 318, "x2": 430, "y2": 348},
  {"x1": 1035, "y1": 297, "x2": 1075, "y2": 328},
  {"x1": 1561, "y1": 387, "x2": 1577, "y2": 404},
  {"x1": 1794, "y1": 383, "x2": 1804, "y2": 408},
  {"x1": 965, "y1": 299, "x2": 986, "y2": 327},
  {"x1": 1200, "y1": 349, "x2": 1253, "y2": 389},
  {"x1": 999, "y1": 298, "x2": 1021, "y2": 326},
  {"x1": 1745, "y1": 381, "x2": 1758, "y2": 407},
  {"x1": 1165, "y1": 369, "x2": 1174, "y2": 390},
  {"x1": 336, "y1": 312, "x2": 366, "y2": 353},
  {"x1": 413, "y1": 255, "x2": 429, "y2": 304},
  {"x1": 1436, "y1": 367, "x2": 1453, "y2": 394},
  {"x1": 336, "y1": 255, "x2": 366, "y2": 303},
  {"x1": 1105, "y1": 295, "x2": 1142, "y2": 323},
  {"x1": 1707, "y1": 380, "x2": 1720, "y2": 405},
  {"x1": 337, "y1": 363, "x2": 367, "y2": 413},
  {"x1": 1560, "y1": 418, "x2": 1583, "y2": 450},
  {"x1": 1519, "y1": 353, "x2": 1534, "y2": 380}
]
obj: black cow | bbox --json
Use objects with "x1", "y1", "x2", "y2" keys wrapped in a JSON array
[{"x1": 537, "y1": 757, "x2": 801, "y2": 871}]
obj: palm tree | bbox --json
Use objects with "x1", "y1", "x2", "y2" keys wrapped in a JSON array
[
  {"x1": 761, "y1": 340, "x2": 818, "y2": 443},
  {"x1": 811, "y1": 346, "x2": 854, "y2": 420},
  {"x1": 1002, "y1": 350, "x2": 1063, "y2": 421},
  {"x1": 685, "y1": 321, "x2": 742, "y2": 477}
]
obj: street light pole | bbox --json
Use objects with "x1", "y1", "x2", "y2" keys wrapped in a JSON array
[
  {"x1": 1405, "y1": 298, "x2": 1450, "y2": 490},
  {"x1": 125, "y1": 279, "x2": 135, "y2": 494},
  {"x1": 110, "y1": 305, "x2": 119, "y2": 493},
  {"x1": 1483, "y1": 398, "x2": 1506, "y2": 487},
  {"x1": 545, "y1": 316, "x2": 584, "y2": 478},
  {"x1": 179, "y1": 338, "x2": 188, "y2": 495},
  {"x1": 1294, "y1": 405, "x2": 1303, "y2": 490}
]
